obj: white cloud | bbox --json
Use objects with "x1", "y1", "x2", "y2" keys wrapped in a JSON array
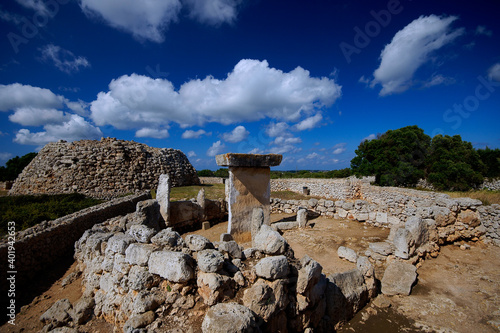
[
  {"x1": 269, "y1": 145, "x2": 301, "y2": 155},
  {"x1": 362, "y1": 134, "x2": 377, "y2": 142},
  {"x1": 207, "y1": 140, "x2": 226, "y2": 156},
  {"x1": 488, "y1": 63, "x2": 500, "y2": 82},
  {"x1": 266, "y1": 122, "x2": 289, "y2": 138},
  {"x1": 422, "y1": 74, "x2": 456, "y2": 88},
  {"x1": 187, "y1": 151, "x2": 197, "y2": 158},
  {"x1": 40, "y1": 45, "x2": 90, "y2": 74},
  {"x1": 0, "y1": 152, "x2": 13, "y2": 161},
  {"x1": 183, "y1": 0, "x2": 241, "y2": 25},
  {"x1": 248, "y1": 148, "x2": 263, "y2": 154},
  {"x1": 90, "y1": 59, "x2": 341, "y2": 129},
  {"x1": 222, "y1": 125, "x2": 249, "y2": 143},
  {"x1": 370, "y1": 15, "x2": 464, "y2": 96},
  {"x1": 332, "y1": 143, "x2": 346, "y2": 155},
  {"x1": 65, "y1": 99, "x2": 89, "y2": 116},
  {"x1": 14, "y1": 115, "x2": 102, "y2": 145},
  {"x1": 135, "y1": 128, "x2": 169, "y2": 139},
  {"x1": 306, "y1": 152, "x2": 321, "y2": 159},
  {"x1": 265, "y1": 121, "x2": 302, "y2": 155},
  {"x1": 79, "y1": 0, "x2": 182, "y2": 43},
  {"x1": 294, "y1": 113, "x2": 323, "y2": 131},
  {"x1": 9, "y1": 107, "x2": 67, "y2": 126},
  {"x1": 271, "y1": 136, "x2": 302, "y2": 146},
  {"x1": 182, "y1": 129, "x2": 211, "y2": 139},
  {"x1": 0, "y1": 83, "x2": 63, "y2": 111},
  {"x1": 475, "y1": 25, "x2": 492, "y2": 37},
  {"x1": 15, "y1": 0, "x2": 50, "y2": 14}
]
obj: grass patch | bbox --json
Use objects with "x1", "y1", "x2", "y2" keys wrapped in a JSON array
[
  {"x1": 170, "y1": 184, "x2": 225, "y2": 202},
  {"x1": 271, "y1": 190, "x2": 323, "y2": 201},
  {"x1": 0, "y1": 193, "x2": 103, "y2": 235},
  {"x1": 441, "y1": 189, "x2": 500, "y2": 206}
]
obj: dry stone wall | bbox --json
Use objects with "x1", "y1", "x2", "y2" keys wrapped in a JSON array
[
  {"x1": 0, "y1": 192, "x2": 151, "y2": 304},
  {"x1": 9, "y1": 138, "x2": 200, "y2": 199}
]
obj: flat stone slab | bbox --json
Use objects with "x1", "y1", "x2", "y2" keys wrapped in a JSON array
[{"x1": 216, "y1": 153, "x2": 282, "y2": 167}]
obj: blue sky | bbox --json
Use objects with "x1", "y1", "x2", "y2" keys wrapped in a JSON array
[{"x1": 1, "y1": 0, "x2": 499, "y2": 171}]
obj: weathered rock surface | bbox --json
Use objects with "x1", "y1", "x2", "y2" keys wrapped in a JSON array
[
  {"x1": 148, "y1": 251, "x2": 194, "y2": 282},
  {"x1": 254, "y1": 255, "x2": 289, "y2": 280},
  {"x1": 201, "y1": 302, "x2": 260, "y2": 333},
  {"x1": 381, "y1": 261, "x2": 418, "y2": 296},
  {"x1": 197, "y1": 249, "x2": 225, "y2": 273},
  {"x1": 253, "y1": 225, "x2": 287, "y2": 255}
]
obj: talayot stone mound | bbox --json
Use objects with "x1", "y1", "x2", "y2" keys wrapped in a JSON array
[{"x1": 9, "y1": 138, "x2": 200, "y2": 198}]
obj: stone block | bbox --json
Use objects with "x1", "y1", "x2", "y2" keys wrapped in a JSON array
[
  {"x1": 376, "y1": 212, "x2": 388, "y2": 224},
  {"x1": 148, "y1": 251, "x2": 195, "y2": 283},
  {"x1": 202, "y1": 221, "x2": 211, "y2": 230},
  {"x1": 202, "y1": 302, "x2": 259, "y2": 333},
  {"x1": 125, "y1": 243, "x2": 156, "y2": 266},
  {"x1": 157, "y1": 174, "x2": 170, "y2": 223},
  {"x1": 368, "y1": 242, "x2": 392, "y2": 256},
  {"x1": 216, "y1": 153, "x2": 282, "y2": 167},
  {"x1": 381, "y1": 261, "x2": 417, "y2": 296},
  {"x1": 254, "y1": 255, "x2": 289, "y2": 280},
  {"x1": 197, "y1": 249, "x2": 225, "y2": 273},
  {"x1": 185, "y1": 234, "x2": 214, "y2": 252},
  {"x1": 338, "y1": 246, "x2": 357, "y2": 263},
  {"x1": 253, "y1": 224, "x2": 287, "y2": 255}
]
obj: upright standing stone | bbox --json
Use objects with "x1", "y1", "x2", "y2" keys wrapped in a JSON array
[
  {"x1": 157, "y1": 174, "x2": 171, "y2": 224},
  {"x1": 216, "y1": 153, "x2": 282, "y2": 235}
]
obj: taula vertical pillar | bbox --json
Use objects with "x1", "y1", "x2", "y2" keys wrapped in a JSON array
[{"x1": 216, "y1": 153, "x2": 282, "y2": 235}]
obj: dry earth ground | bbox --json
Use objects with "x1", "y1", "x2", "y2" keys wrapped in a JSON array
[{"x1": 2, "y1": 214, "x2": 499, "y2": 333}]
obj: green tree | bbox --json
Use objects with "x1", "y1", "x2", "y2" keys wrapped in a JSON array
[
  {"x1": 477, "y1": 147, "x2": 500, "y2": 178},
  {"x1": 197, "y1": 169, "x2": 215, "y2": 177},
  {"x1": 0, "y1": 152, "x2": 37, "y2": 181},
  {"x1": 351, "y1": 125, "x2": 431, "y2": 187},
  {"x1": 427, "y1": 135, "x2": 485, "y2": 191},
  {"x1": 214, "y1": 168, "x2": 229, "y2": 178}
]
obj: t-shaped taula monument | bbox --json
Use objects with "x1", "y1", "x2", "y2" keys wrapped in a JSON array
[{"x1": 216, "y1": 153, "x2": 282, "y2": 236}]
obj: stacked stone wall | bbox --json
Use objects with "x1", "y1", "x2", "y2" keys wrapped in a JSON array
[
  {"x1": 0, "y1": 192, "x2": 151, "y2": 303},
  {"x1": 9, "y1": 138, "x2": 200, "y2": 199}
]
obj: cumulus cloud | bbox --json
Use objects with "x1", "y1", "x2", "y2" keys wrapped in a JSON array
[
  {"x1": 306, "y1": 152, "x2": 321, "y2": 160},
  {"x1": 187, "y1": 151, "x2": 197, "y2": 158},
  {"x1": 207, "y1": 140, "x2": 226, "y2": 156},
  {"x1": 362, "y1": 134, "x2": 377, "y2": 142},
  {"x1": 40, "y1": 44, "x2": 90, "y2": 74},
  {"x1": 90, "y1": 59, "x2": 341, "y2": 129},
  {"x1": 0, "y1": 83, "x2": 63, "y2": 111},
  {"x1": 184, "y1": 0, "x2": 241, "y2": 25},
  {"x1": 265, "y1": 121, "x2": 302, "y2": 155},
  {"x1": 332, "y1": 143, "x2": 346, "y2": 155},
  {"x1": 488, "y1": 63, "x2": 500, "y2": 82},
  {"x1": 135, "y1": 128, "x2": 169, "y2": 139},
  {"x1": 65, "y1": 99, "x2": 90, "y2": 116},
  {"x1": 222, "y1": 125, "x2": 249, "y2": 143},
  {"x1": 294, "y1": 113, "x2": 323, "y2": 131},
  {"x1": 14, "y1": 115, "x2": 103, "y2": 145},
  {"x1": 370, "y1": 15, "x2": 464, "y2": 96},
  {"x1": 182, "y1": 129, "x2": 211, "y2": 139},
  {"x1": 248, "y1": 148, "x2": 263, "y2": 154},
  {"x1": 79, "y1": 0, "x2": 182, "y2": 42},
  {"x1": 9, "y1": 107, "x2": 67, "y2": 126}
]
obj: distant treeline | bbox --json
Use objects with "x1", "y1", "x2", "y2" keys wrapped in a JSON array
[{"x1": 0, "y1": 152, "x2": 37, "y2": 181}]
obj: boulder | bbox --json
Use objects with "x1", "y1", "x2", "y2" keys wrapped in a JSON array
[
  {"x1": 368, "y1": 242, "x2": 392, "y2": 256},
  {"x1": 197, "y1": 272, "x2": 235, "y2": 306},
  {"x1": 201, "y1": 302, "x2": 260, "y2": 333},
  {"x1": 125, "y1": 243, "x2": 157, "y2": 266},
  {"x1": 297, "y1": 208, "x2": 308, "y2": 228},
  {"x1": 254, "y1": 255, "x2": 289, "y2": 280},
  {"x1": 197, "y1": 249, "x2": 225, "y2": 273},
  {"x1": 297, "y1": 255, "x2": 322, "y2": 294},
  {"x1": 405, "y1": 216, "x2": 428, "y2": 247},
  {"x1": 251, "y1": 207, "x2": 265, "y2": 238},
  {"x1": 150, "y1": 228, "x2": 185, "y2": 250},
  {"x1": 148, "y1": 251, "x2": 194, "y2": 283},
  {"x1": 242, "y1": 279, "x2": 288, "y2": 321},
  {"x1": 253, "y1": 224, "x2": 287, "y2": 255},
  {"x1": 185, "y1": 234, "x2": 214, "y2": 252},
  {"x1": 127, "y1": 224, "x2": 157, "y2": 243},
  {"x1": 106, "y1": 233, "x2": 135, "y2": 255},
  {"x1": 381, "y1": 261, "x2": 417, "y2": 296},
  {"x1": 393, "y1": 228, "x2": 412, "y2": 259},
  {"x1": 40, "y1": 299, "x2": 73, "y2": 327},
  {"x1": 272, "y1": 221, "x2": 299, "y2": 231},
  {"x1": 132, "y1": 199, "x2": 161, "y2": 231},
  {"x1": 337, "y1": 246, "x2": 357, "y2": 263},
  {"x1": 218, "y1": 240, "x2": 243, "y2": 259},
  {"x1": 123, "y1": 311, "x2": 155, "y2": 333}
]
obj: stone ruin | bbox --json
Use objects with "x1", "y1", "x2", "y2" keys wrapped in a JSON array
[
  {"x1": 9, "y1": 138, "x2": 200, "y2": 199},
  {"x1": 16, "y1": 152, "x2": 500, "y2": 332}
]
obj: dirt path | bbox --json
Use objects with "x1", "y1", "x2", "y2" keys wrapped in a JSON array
[{"x1": 2, "y1": 215, "x2": 499, "y2": 333}]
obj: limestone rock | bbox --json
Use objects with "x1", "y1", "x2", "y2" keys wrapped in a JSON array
[
  {"x1": 148, "y1": 251, "x2": 195, "y2": 283},
  {"x1": 132, "y1": 199, "x2": 161, "y2": 231},
  {"x1": 150, "y1": 228, "x2": 185, "y2": 250},
  {"x1": 368, "y1": 242, "x2": 392, "y2": 256},
  {"x1": 185, "y1": 234, "x2": 214, "y2": 252},
  {"x1": 123, "y1": 311, "x2": 155, "y2": 333},
  {"x1": 106, "y1": 233, "x2": 135, "y2": 255},
  {"x1": 338, "y1": 246, "x2": 358, "y2": 263},
  {"x1": 157, "y1": 174, "x2": 171, "y2": 223},
  {"x1": 127, "y1": 224, "x2": 156, "y2": 243},
  {"x1": 297, "y1": 255, "x2": 322, "y2": 294},
  {"x1": 253, "y1": 224, "x2": 287, "y2": 255},
  {"x1": 197, "y1": 272, "x2": 235, "y2": 306},
  {"x1": 251, "y1": 207, "x2": 265, "y2": 238},
  {"x1": 381, "y1": 261, "x2": 417, "y2": 296},
  {"x1": 297, "y1": 208, "x2": 308, "y2": 228},
  {"x1": 125, "y1": 243, "x2": 157, "y2": 266},
  {"x1": 40, "y1": 299, "x2": 73, "y2": 327},
  {"x1": 254, "y1": 255, "x2": 289, "y2": 280},
  {"x1": 218, "y1": 240, "x2": 243, "y2": 259},
  {"x1": 405, "y1": 216, "x2": 428, "y2": 247},
  {"x1": 197, "y1": 249, "x2": 225, "y2": 273},
  {"x1": 202, "y1": 302, "x2": 260, "y2": 333},
  {"x1": 393, "y1": 228, "x2": 413, "y2": 259},
  {"x1": 242, "y1": 279, "x2": 288, "y2": 321}
]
